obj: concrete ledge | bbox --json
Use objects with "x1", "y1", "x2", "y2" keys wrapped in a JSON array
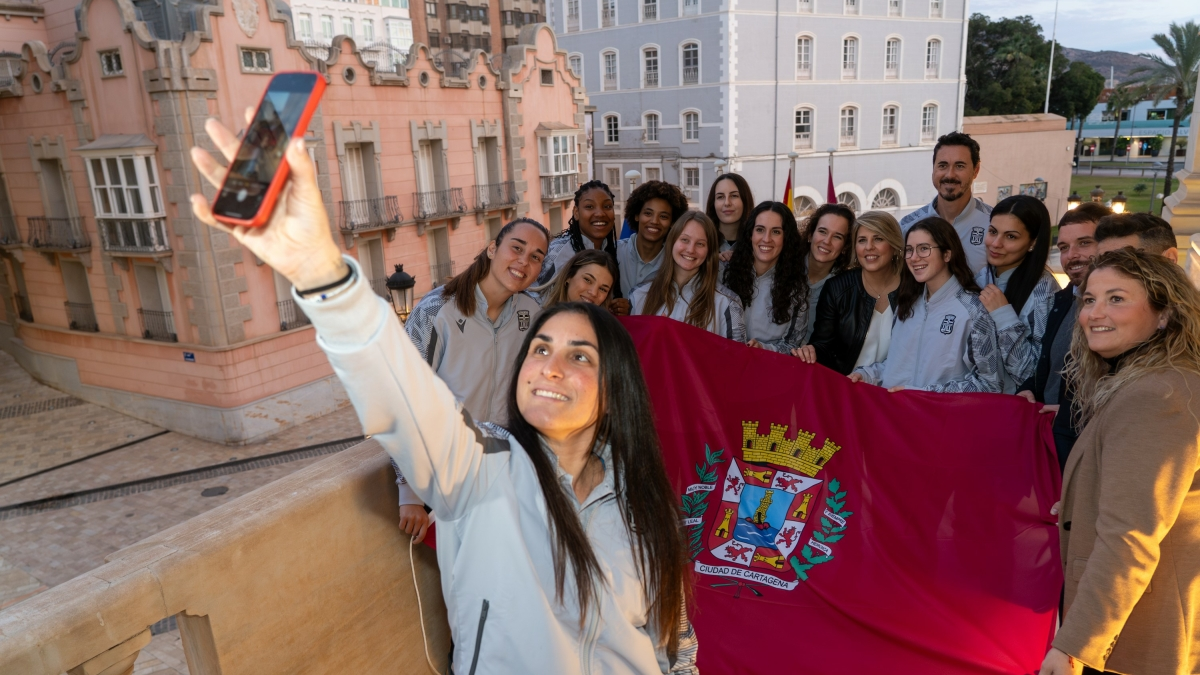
[{"x1": 0, "y1": 329, "x2": 350, "y2": 445}]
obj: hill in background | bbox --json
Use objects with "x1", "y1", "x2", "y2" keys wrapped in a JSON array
[{"x1": 1060, "y1": 47, "x2": 1157, "y2": 87}]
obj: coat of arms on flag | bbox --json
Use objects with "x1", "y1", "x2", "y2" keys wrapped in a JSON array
[{"x1": 681, "y1": 420, "x2": 853, "y2": 594}]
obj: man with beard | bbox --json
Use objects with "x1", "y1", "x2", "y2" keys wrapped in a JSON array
[
  {"x1": 900, "y1": 132, "x2": 992, "y2": 274},
  {"x1": 1016, "y1": 202, "x2": 1109, "y2": 469}
]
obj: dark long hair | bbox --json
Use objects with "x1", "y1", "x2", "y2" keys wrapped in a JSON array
[
  {"x1": 989, "y1": 195, "x2": 1051, "y2": 313},
  {"x1": 704, "y1": 173, "x2": 755, "y2": 246},
  {"x1": 442, "y1": 217, "x2": 549, "y2": 316},
  {"x1": 895, "y1": 217, "x2": 980, "y2": 320},
  {"x1": 723, "y1": 201, "x2": 810, "y2": 323},
  {"x1": 641, "y1": 211, "x2": 722, "y2": 329},
  {"x1": 504, "y1": 302, "x2": 688, "y2": 656},
  {"x1": 801, "y1": 203, "x2": 856, "y2": 273}
]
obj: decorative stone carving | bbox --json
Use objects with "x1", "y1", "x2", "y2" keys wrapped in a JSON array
[{"x1": 232, "y1": 0, "x2": 259, "y2": 38}]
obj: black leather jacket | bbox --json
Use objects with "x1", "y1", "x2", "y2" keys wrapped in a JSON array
[{"x1": 808, "y1": 269, "x2": 899, "y2": 376}]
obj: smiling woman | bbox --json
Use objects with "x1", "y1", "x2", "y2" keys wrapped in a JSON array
[
  {"x1": 186, "y1": 125, "x2": 698, "y2": 674},
  {"x1": 538, "y1": 180, "x2": 619, "y2": 289}
]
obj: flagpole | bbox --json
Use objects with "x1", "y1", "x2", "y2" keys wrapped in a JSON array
[
  {"x1": 1042, "y1": 0, "x2": 1059, "y2": 114},
  {"x1": 788, "y1": 151, "x2": 798, "y2": 212}
]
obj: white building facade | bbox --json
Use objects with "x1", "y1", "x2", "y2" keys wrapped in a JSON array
[
  {"x1": 554, "y1": 0, "x2": 968, "y2": 215},
  {"x1": 291, "y1": 0, "x2": 414, "y2": 67}
]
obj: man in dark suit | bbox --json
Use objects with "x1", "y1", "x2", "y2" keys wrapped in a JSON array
[{"x1": 1017, "y1": 202, "x2": 1110, "y2": 470}]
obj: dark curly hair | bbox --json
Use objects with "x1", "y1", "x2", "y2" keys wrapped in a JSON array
[
  {"x1": 801, "y1": 203, "x2": 856, "y2": 273},
  {"x1": 566, "y1": 180, "x2": 618, "y2": 256},
  {"x1": 624, "y1": 181, "x2": 689, "y2": 232},
  {"x1": 722, "y1": 202, "x2": 810, "y2": 324}
]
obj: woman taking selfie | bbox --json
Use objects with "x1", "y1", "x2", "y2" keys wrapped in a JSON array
[
  {"x1": 977, "y1": 195, "x2": 1062, "y2": 393},
  {"x1": 632, "y1": 210, "x2": 746, "y2": 342},
  {"x1": 705, "y1": 173, "x2": 755, "y2": 251},
  {"x1": 799, "y1": 204, "x2": 855, "y2": 343},
  {"x1": 188, "y1": 125, "x2": 699, "y2": 674},
  {"x1": 537, "y1": 250, "x2": 618, "y2": 309},
  {"x1": 722, "y1": 202, "x2": 810, "y2": 353},
  {"x1": 1039, "y1": 249, "x2": 1200, "y2": 675},
  {"x1": 795, "y1": 211, "x2": 903, "y2": 374},
  {"x1": 615, "y1": 180, "x2": 689, "y2": 312},
  {"x1": 851, "y1": 217, "x2": 1002, "y2": 393},
  {"x1": 538, "y1": 180, "x2": 619, "y2": 288}
]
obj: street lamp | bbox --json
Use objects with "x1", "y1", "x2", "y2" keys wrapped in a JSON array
[
  {"x1": 714, "y1": 159, "x2": 727, "y2": 175},
  {"x1": 1111, "y1": 191, "x2": 1127, "y2": 214},
  {"x1": 385, "y1": 263, "x2": 416, "y2": 323},
  {"x1": 1066, "y1": 191, "x2": 1082, "y2": 210},
  {"x1": 625, "y1": 169, "x2": 642, "y2": 197},
  {"x1": 1089, "y1": 185, "x2": 1106, "y2": 203}
]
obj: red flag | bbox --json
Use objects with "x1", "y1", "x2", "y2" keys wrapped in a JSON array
[
  {"x1": 783, "y1": 171, "x2": 794, "y2": 212},
  {"x1": 622, "y1": 316, "x2": 1061, "y2": 675},
  {"x1": 826, "y1": 166, "x2": 837, "y2": 204}
]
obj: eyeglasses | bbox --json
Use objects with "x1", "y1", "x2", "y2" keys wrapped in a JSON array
[{"x1": 904, "y1": 244, "x2": 941, "y2": 259}]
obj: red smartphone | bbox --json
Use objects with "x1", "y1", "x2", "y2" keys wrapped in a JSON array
[{"x1": 212, "y1": 71, "x2": 326, "y2": 228}]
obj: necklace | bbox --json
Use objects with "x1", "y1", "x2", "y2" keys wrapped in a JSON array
[{"x1": 862, "y1": 272, "x2": 896, "y2": 300}]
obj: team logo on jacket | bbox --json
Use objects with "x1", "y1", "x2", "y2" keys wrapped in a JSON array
[
  {"x1": 970, "y1": 226, "x2": 985, "y2": 245},
  {"x1": 680, "y1": 421, "x2": 854, "y2": 595},
  {"x1": 455, "y1": 319, "x2": 467, "y2": 333},
  {"x1": 940, "y1": 314, "x2": 957, "y2": 334},
  {"x1": 517, "y1": 310, "x2": 531, "y2": 331}
]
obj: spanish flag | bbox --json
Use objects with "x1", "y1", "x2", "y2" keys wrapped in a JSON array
[{"x1": 783, "y1": 169, "x2": 794, "y2": 212}]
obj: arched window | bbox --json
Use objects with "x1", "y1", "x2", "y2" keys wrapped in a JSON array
[
  {"x1": 842, "y1": 37, "x2": 858, "y2": 79},
  {"x1": 601, "y1": 0, "x2": 616, "y2": 26},
  {"x1": 644, "y1": 113, "x2": 660, "y2": 142},
  {"x1": 872, "y1": 188, "x2": 899, "y2": 209},
  {"x1": 601, "y1": 50, "x2": 618, "y2": 90},
  {"x1": 838, "y1": 192, "x2": 860, "y2": 213},
  {"x1": 569, "y1": 54, "x2": 582, "y2": 76},
  {"x1": 566, "y1": 0, "x2": 580, "y2": 31},
  {"x1": 605, "y1": 114, "x2": 620, "y2": 144},
  {"x1": 881, "y1": 105, "x2": 899, "y2": 145},
  {"x1": 794, "y1": 107, "x2": 814, "y2": 150},
  {"x1": 682, "y1": 42, "x2": 700, "y2": 85},
  {"x1": 839, "y1": 106, "x2": 857, "y2": 148},
  {"x1": 683, "y1": 111, "x2": 700, "y2": 141},
  {"x1": 795, "y1": 195, "x2": 816, "y2": 215},
  {"x1": 795, "y1": 36, "x2": 812, "y2": 80},
  {"x1": 921, "y1": 104, "x2": 938, "y2": 142},
  {"x1": 643, "y1": 47, "x2": 659, "y2": 87},
  {"x1": 925, "y1": 39, "x2": 941, "y2": 78},
  {"x1": 885, "y1": 38, "x2": 900, "y2": 78}
]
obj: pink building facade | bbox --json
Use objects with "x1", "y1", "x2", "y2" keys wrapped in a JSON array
[{"x1": 0, "y1": 0, "x2": 586, "y2": 443}]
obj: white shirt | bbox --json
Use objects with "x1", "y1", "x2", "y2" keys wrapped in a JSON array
[{"x1": 853, "y1": 305, "x2": 893, "y2": 369}]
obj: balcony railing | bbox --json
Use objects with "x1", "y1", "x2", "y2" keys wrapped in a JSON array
[
  {"x1": 431, "y1": 261, "x2": 455, "y2": 288},
  {"x1": 888, "y1": 0, "x2": 901, "y2": 15},
  {"x1": 839, "y1": 134, "x2": 857, "y2": 149},
  {"x1": 138, "y1": 308, "x2": 177, "y2": 342},
  {"x1": 413, "y1": 188, "x2": 467, "y2": 221},
  {"x1": 99, "y1": 217, "x2": 171, "y2": 254},
  {"x1": 301, "y1": 38, "x2": 334, "y2": 61},
  {"x1": 642, "y1": 2, "x2": 657, "y2": 19},
  {"x1": 541, "y1": 173, "x2": 579, "y2": 201},
  {"x1": 683, "y1": 0, "x2": 699, "y2": 15},
  {"x1": 14, "y1": 293, "x2": 32, "y2": 322},
  {"x1": 566, "y1": 14, "x2": 580, "y2": 31},
  {"x1": 28, "y1": 216, "x2": 89, "y2": 251},
  {"x1": 603, "y1": 73, "x2": 617, "y2": 90},
  {"x1": 339, "y1": 196, "x2": 403, "y2": 232},
  {"x1": 885, "y1": 66, "x2": 898, "y2": 79},
  {"x1": 277, "y1": 299, "x2": 311, "y2": 331},
  {"x1": 473, "y1": 181, "x2": 518, "y2": 211},
  {"x1": 925, "y1": 66, "x2": 938, "y2": 79},
  {"x1": 65, "y1": 301, "x2": 99, "y2": 332},
  {"x1": 929, "y1": 0, "x2": 941, "y2": 16},
  {"x1": 882, "y1": 131, "x2": 898, "y2": 146},
  {"x1": 841, "y1": 66, "x2": 856, "y2": 79},
  {"x1": 0, "y1": 212, "x2": 18, "y2": 246},
  {"x1": 794, "y1": 132, "x2": 813, "y2": 150},
  {"x1": 796, "y1": 66, "x2": 811, "y2": 80},
  {"x1": 601, "y1": 6, "x2": 615, "y2": 25},
  {"x1": 682, "y1": 66, "x2": 698, "y2": 85},
  {"x1": 921, "y1": 128, "x2": 937, "y2": 143},
  {"x1": 644, "y1": 70, "x2": 659, "y2": 87}
]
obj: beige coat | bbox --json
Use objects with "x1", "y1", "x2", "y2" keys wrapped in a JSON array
[{"x1": 1055, "y1": 368, "x2": 1200, "y2": 674}]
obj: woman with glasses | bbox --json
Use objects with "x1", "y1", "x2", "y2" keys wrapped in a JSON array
[
  {"x1": 850, "y1": 217, "x2": 1002, "y2": 393},
  {"x1": 976, "y1": 195, "x2": 1061, "y2": 393}
]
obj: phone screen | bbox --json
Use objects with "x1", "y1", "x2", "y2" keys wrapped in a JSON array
[{"x1": 212, "y1": 72, "x2": 318, "y2": 220}]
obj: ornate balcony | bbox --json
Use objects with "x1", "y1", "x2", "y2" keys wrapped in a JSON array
[
  {"x1": 98, "y1": 218, "x2": 171, "y2": 256},
  {"x1": 277, "y1": 299, "x2": 311, "y2": 331},
  {"x1": 338, "y1": 196, "x2": 403, "y2": 233},
  {"x1": 644, "y1": 70, "x2": 659, "y2": 88},
  {"x1": 541, "y1": 173, "x2": 579, "y2": 202},
  {"x1": 413, "y1": 188, "x2": 467, "y2": 222},
  {"x1": 138, "y1": 308, "x2": 177, "y2": 342},
  {"x1": 683, "y1": 66, "x2": 698, "y2": 85},
  {"x1": 28, "y1": 217, "x2": 90, "y2": 252},
  {"x1": 64, "y1": 301, "x2": 99, "y2": 332},
  {"x1": 473, "y1": 181, "x2": 518, "y2": 211},
  {"x1": 0, "y1": 212, "x2": 19, "y2": 247}
]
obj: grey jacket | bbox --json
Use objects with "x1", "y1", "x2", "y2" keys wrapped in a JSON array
[
  {"x1": 617, "y1": 234, "x2": 664, "y2": 296},
  {"x1": 741, "y1": 265, "x2": 807, "y2": 354},
  {"x1": 537, "y1": 231, "x2": 598, "y2": 287},
  {"x1": 853, "y1": 276, "x2": 1003, "y2": 393},
  {"x1": 295, "y1": 257, "x2": 699, "y2": 675},
  {"x1": 630, "y1": 276, "x2": 747, "y2": 342},
  {"x1": 900, "y1": 197, "x2": 993, "y2": 275},
  {"x1": 975, "y1": 266, "x2": 1062, "y2": 394}
]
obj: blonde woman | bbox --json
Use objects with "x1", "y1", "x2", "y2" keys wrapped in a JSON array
[
  {"x1": 630, "y1": 210, "x2": 746, "y2": 342},
  {"x1": 535, "y1": 250, "x2": 618, "y2": 309},
  {"x1": 794, "y1": 211, "x2": 904, "y2": 375},
  {"x1": 1040, "y1": 249, "x2": 1200, "y2": 675}
]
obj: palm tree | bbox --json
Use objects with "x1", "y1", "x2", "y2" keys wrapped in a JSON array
[
  {"x1": 1105, "y1": 86, "x2": 1140, "y2": 160},
  {"x1": 1125, "y1": 20, "x2": 1200, "y2": 206}
]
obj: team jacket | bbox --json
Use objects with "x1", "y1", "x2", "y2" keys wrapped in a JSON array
[
  {"x1": 537, "y1": 232, "x2": 598, "y2": 287},
  {"x1": 616, "y1": 234, "x2": 664, "y2": 296},
  {"x1": 900, "y1": 197, "x2": 993, "y2": 275},
  {"x1": 975, "y1": 266, "x2": 1062, "y2": 394},
  {"x1": 629, "y1": 276, "x2": 747, "y2": 342},
  {"x1": 853, "y1": 276, "x2": 1003, "y2": 393},
  {"x1": 740, "y1": 265, "x2": 807, "y2": 354},
  {"x1": 295, "y1": 257, "x2": 699, "y2": 675}
]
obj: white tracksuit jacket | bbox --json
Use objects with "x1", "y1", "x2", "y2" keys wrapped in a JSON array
[
  {"x1": 295, "y1": 257, "x2": 699, "y2": 675},
  {"x1": 975, "y1": 266, "x2": 1062, "y2": 394},
  {"x1": 629, "y1": 276, "x2": 747, "y2": 343}
]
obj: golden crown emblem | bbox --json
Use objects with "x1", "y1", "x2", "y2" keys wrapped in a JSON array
[{"x1": 741, "y1": 421, "x2": 841, "y2": 478}]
